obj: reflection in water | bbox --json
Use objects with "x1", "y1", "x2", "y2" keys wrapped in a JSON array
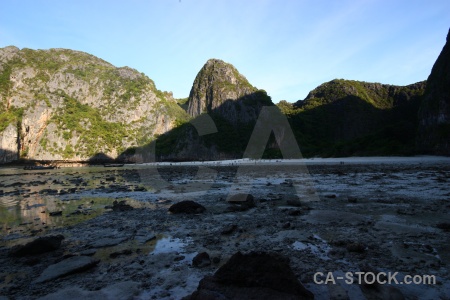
[
  {"x1": 0, "y1": 194, "x2": 61, "y2": 231},
  {"x1": 0, "y1": 166, "x2": 152, "y2": 235},
  {"x1": 150, "y1": 236, "x2": 197, "y2": 266},
  {"x1": 152, "y1": 237, "x2": 192, "y2": 254},
  {"x1": 20, "y1": 195, "x2": 54, "y2": 225},
  {"x1": 1, "y1": 196, "x2": 157, "y2": 237}
]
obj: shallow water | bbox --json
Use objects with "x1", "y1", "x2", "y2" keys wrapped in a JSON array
[
  {"x1": 0, "y1": 165, "x2": 151, "y2": 235},
  {"x1": 1, "y1": 156, "x2": 449, "y2": 237},
  {"x1": 1, "y1": 157, "x2": 450, "y2": 299}
]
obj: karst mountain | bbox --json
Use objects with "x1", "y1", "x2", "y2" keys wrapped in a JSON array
[{"x1": 0, "y1": 28, "x2": 449, "y2": 163}]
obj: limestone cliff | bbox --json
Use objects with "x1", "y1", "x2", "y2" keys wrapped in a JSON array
[
  {"x1": 153, "y1": 59, "x2": 274, "y2": 161},
  {"x1": 282, "y1": 79, "x2": 426, "y2": 156},
  {"x1": 186, "y1": 59, "x2": 272, "y2": 124},
  {"x1": 2, "y1": 37, "x2": 446, "y2": 163},
  {"x1": 0, "y1": 46, "x2": 189, "y2": 163},
  {"x1": 0, "y1": 123, "x2": 18, "y2": 163},
  {"x1": 418, "y1": 29, "x2": 450, "y2": 154}
]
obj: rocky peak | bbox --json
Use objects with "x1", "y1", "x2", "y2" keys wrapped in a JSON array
[
  {"x1": 186, "y1": 59, "x2": 272, "y2": 123},
  {"x1": 417, "y1": 28, "x2": 450, "y2": 154},
  {"x1": 187, "y1": 59, "x2": 255, "y2": 116},
  {"x1": 0, "y1": 46, "x2": 20, "y2": 61}
]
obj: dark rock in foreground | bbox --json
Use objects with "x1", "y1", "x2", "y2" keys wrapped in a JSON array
[
  {"x1": 227, "y1": 193, "x2": 255, "y2": 205},
  {"x1": 285, "y1": 194, "x2": 302, "y2": 207},
  {"x1": 436, "y1": 222, "x2": 450, "y2": 232},
  {"x1": 9, "y1": 235, "x2": 65, "y2": 257},
  {"x1": 226, "y1": 193, "x2": 255, "y2": 211},
  {"x1": 169, "y1": 201, "x2": 206, "y2": 214},
  {"x1": 347, "y1": 196, "x2": 358, "y2": 203},
  {"x1": 34, "y1": 256, "x2": 100, "y2": 283},
  {"x1": 184, "y1": 251, "x2": 314, "y2": 300},
  {"x1": 110, "y1": 249, "x2": 132, "y2": 258},
  {"x1": 111, "y1": 200, "x2": 133, "y2": 212},
  {"x1": 192, "y1": 252, "x2": 211, "y2": 268},
  {"x1": 220, "y1": 224, "x2": 238, "y2": 235},
  {"x1": 346, "y1": 242, "x2": 366, "y2": 253}
]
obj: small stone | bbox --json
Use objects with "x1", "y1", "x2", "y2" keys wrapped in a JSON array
[
  {"x1": 34, "y1": 256, "x2": 100, "y2": 283},
  {"x1": 49, "y1": 211, "x2": 63, "y2": 216},
  {"x1": 105, "y1": 176, "x2": 116, "y2": 182},
  {"x1": 288, "y1": 210, "x2": 302, "y2": 216},
  {"x1": 24, "y1": 257, "x2": 41, "y2": 266},
  {"x1": 9, "y1": 234, "x2": 65, "y2": 257},
  {"x1": 436, "y1": 222, "x2": 450, "y2": 232},
  {"x1": 227, "y1": 193, "x2": 255, "y2": 206},
  {"x1": 169, "y1": 201, "x2": 206, "y2": 214},
  {"x1": 282, "y1": 222, "x2": 291, "y2": 229},
  {"x1": 90, "y1": 237, "x2": 128, "y2": 248},
  {"x1": 280, "y1": 179, "x2": 294, "y2": 187},
  {"x1": 285, "y1": 194, "x2": 302, "y2": 207},
  {"x1": 39, "y1": 189, "x2": 59, "y2": 195},
  {"x1": 347, "y1": 196, "x2": 358, "y2": 203},
  {"x1": 346, "y1": 243, "x2": 366, "y2": 253},
  {"x1": 221, "y1": 224, "x2": 238, "y2": 235},
  {"x1": 112, "y1": 200, "x2": 133, "y2": 212},
  {"x1": 226, "y1": 194, "x2": 255, "y2": 211},
  {"x1": 328, "y1": 282, "x2": 349, "y2": 300},
  {"x1": 79, "y1": 249, "x2": 97, "y2": 256},
  {"x1": 110, "y1": 249, "x2": 132, "y2": 258},
  {"x1": 192, "y1": 252, "x2": 211, "y2": 268},
  {"x1": 174, "y1": 255, "x2": 185, "y2": 262}
]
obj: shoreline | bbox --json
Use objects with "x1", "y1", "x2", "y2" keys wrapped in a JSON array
[{"x1": 1, "y1": 155, "x2": 450, "y2": 170}]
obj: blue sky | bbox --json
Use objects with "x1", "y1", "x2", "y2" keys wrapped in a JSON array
[{"x1": 1, "y1": 0, "x2": 449, "y2": 103}]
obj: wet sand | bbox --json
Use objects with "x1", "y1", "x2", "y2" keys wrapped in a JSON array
[{"x1": 0, "y1": 157, "x2": 449, "y2": 299}]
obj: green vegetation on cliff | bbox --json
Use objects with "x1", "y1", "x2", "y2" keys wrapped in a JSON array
[
  {"x1": 50, "y1": 91, "x2": 129, "y2": 157},
  {"x1": 1, "y1": 41, "x2": 446, "y2": 162},
  {"x1": 279, "y1": 79, "x2": 426, "y2": 157},
  {"x1": 151, "y1": 59, "x2": 276, "y2": 161},
  {"x1": 0, "y1": 106, "x2": 23, "y2": 132},
  {"x1": 0, "y1": 46, "x2": 189, "y2": 162},
  {"x1": 0, "y1": 64, "x2": 12, "y2": 101}
]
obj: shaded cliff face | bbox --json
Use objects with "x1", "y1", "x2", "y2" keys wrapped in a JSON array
[
  {"x1": 0, "y1": 46, "x2": 188, "y2": 162},
  {"x1": 186, "y1": 59, "x2": 272, "y2": 124},
  {"x1": 418, "y1": 29, "x2": 450, "y2": 154},
  {"x1": 152, "y1": 59, "x2": 274, "y2": 161},
  {"x1": 280, "y1": 79, "x2": 426, "y2": 157}
]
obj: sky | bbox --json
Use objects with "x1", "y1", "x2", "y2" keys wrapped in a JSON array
[{"x1": 1, "y1": 0, "x2": 449, "y2": 103}]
